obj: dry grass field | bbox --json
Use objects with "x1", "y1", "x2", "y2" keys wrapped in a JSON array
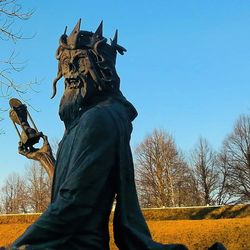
[{"x1": 0, "y1": 205, "x2": 250, "y2": 250}]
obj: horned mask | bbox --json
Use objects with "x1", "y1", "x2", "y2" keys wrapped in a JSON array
[{"x1": 51, "y1": 19, "x2": 126, "y2": 99}]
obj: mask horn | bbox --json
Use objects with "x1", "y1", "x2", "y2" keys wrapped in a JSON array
[
  {"x1": 69, "y1": 19, "x2": 81, "y2": 37},
  {"x1": 67, "y1": 19, "x2": 81, "y2": 48},
  {"x1": 111, "y1": 29, "x2": 118, "y2": 46},
  {"x1": 59, "y1": 26, "x2": 68, "y2": 48},
  {"x1": 110, "y1": 29, "x2": 127, "y2": 55},
  {"x1": 94, "y1": 20, "x2": 103, "y2": 39},
  {"x1": 64, "y1": 26, "x2": 68, "y2": 35}
]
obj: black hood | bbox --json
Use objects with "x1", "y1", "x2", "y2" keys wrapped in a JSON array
[{"x1": 114, "y1": 90, "x2": 138, "y2": 122}]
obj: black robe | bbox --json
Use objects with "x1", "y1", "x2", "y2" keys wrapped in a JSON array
[{"x1": 12, "y1": 94, "x2": 187, "y2": 250}]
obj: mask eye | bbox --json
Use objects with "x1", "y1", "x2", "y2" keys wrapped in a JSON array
[{"x1": 63, "y1": 58, "x2": 70, "y2": 67}]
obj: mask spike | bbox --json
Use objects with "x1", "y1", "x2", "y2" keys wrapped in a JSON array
[
  {"x1": 94, "y1": 20, "x2": 103, "y2": 38},
  {"x1": 111, "y1": 29, "x2": 118, "y2": 46},
  {"x1": 69, "y1": 19, "x2": 81, "y2": 37},
  {"x1": 67, "y1": 19, "x2": 82, "y2": 48},
  {"x1": 64, "y1": 26, "x2": 68, "y2": 35}
]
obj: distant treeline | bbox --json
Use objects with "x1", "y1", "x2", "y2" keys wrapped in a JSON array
[
  {"x1": 135, "y1": 114, "x2": 250, "y2": 208},
  {"x1": 0, "y1": 114, "x2": 250, "y2": 213}
]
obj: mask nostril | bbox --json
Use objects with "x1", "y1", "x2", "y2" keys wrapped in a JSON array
[
  {"x1": 69, "y1": 63, "x2": 73, "y2": 71},
  {"x1": 69, "y1": 62, "x2": 77, "y2": 72}
]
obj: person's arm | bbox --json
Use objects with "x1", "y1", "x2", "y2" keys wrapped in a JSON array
[{"x1": 18, "y1": 135, "x2": 55, "y2": 179}]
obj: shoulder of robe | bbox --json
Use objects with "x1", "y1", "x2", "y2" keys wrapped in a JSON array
[{"x1": 79, "y1": 104, "x2": 118, "y2": 134}]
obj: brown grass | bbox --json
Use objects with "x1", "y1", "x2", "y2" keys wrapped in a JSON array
[
  {"x1": 1, "y1": 219, "x2": 250, "y2": 250},
  {"x1": 0, "y1": 213, "x2": 40, "y2": 224},
  {"x1": 109, "y1": 219, "x2": 250, "y2": 250},
  {"x1": 1, "y1": 205, "x2": 250, "y2": 250}
]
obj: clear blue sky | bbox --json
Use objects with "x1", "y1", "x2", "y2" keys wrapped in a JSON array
[{"x1": 1, "y1": 1, "x2": 250, "y2": 183}]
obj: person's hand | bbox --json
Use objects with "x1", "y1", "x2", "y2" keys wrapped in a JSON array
[{"x1": 18, "y1": 135, "x2": 53, "y2": 161}]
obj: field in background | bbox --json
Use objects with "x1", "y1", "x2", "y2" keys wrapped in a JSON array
[
  {"x1": 0, "y1": 205, "x2": 250, "y2": 250},
  {"x1": 111, "y1": 219, "x2": 250, "y2": 250}
]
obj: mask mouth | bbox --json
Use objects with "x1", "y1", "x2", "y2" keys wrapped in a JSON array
[{"x1": 65, "y1": 76, "x2": 83, "y2": 89}]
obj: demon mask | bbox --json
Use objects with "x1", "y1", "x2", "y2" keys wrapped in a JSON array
[{"x1": 51, "y1": 19, "x2": 126, "y2": 100}]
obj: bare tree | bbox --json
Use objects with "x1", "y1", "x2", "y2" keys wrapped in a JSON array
[
  {"x1": 25, "y1": 161, "x2": 51, "y2": 212},
  {"x1": 221, "y1": 114, "x2": 250, "y2": 202},
  {"x1": 0, "y1": 0, "x2": 34, "y2": 41},
  {"x1": 190, "y1": 137, "x2": 218, "y2": 205},
  {"x1": 215, "y1": 151, "x2": 234, "y2": 204},
  {"x1": 50, "y1": 137, "x2": 60, "y2": 159},
  {"x1": 0, "y1": 172, "x2": 28, "y2": 213},
  {"x1": 0, "y1": 0, "x2": 35, "y2": 114},
  {"x1": 135, "y1": 129, "x2": 190, "y2": 208},
  {"x1": 175, "y1": 167, "x2": 202, "y2": 206},
  {"x1": 0, "y1": 162, "x2": 51, "y2": 214}
]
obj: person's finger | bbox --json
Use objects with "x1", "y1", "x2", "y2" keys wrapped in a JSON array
[
  {"x1": 18, "y1": 148, "x2": 29, "y2": 158},
  {"x1": 43, "y1": 135, "x2": 49, "y2": 144},
  {"x1": 18, "y1": 148, "x2": 25, "y2": 155},
  {"x1": 18, "y1": 144, "x2": 26, "y2": 155}
]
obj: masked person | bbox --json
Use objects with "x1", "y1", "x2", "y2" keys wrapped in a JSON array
[{"x1": 12, "y1": 20, "x2": 189, "y2": 250}]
